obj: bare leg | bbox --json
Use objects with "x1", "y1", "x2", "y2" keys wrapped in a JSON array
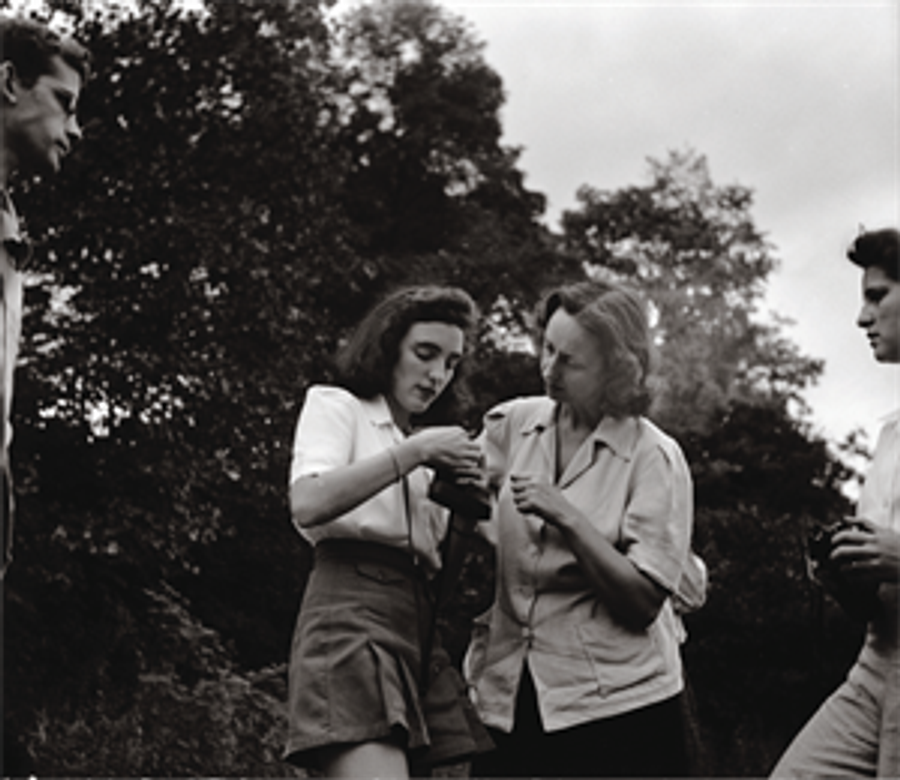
[{"x1": 320, "y1": 739, "x2": 409, "y2": 779}]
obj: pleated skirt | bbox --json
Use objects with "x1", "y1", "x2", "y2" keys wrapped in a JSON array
[{"x1": 283, "y1": 539, "x2": 493, "y2": 772}]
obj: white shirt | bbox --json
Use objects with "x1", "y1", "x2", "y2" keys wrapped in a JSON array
[
  {"x1": 289, "y1": 385, "x2": 449, "y2": 572},
  {"x1": 847, "y1": 409, "x2": 899, "y2": 715},
  {"x1": 857, "y1": 409, "x2": 900, "y2": 536},
  {"x1": 1, "y1": 190, "x2": 27, "y2": 472},
  {"x1": 2, "y1": 189, "x2": 27, "y2": 575}
]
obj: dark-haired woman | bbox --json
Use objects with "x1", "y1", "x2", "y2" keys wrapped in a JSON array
[
  {"x1": 283, "y1": 286, "x2": 493, "y2": 778},
  {"x1": 465, "y1": 280, "x2": 699, "y2": 778}
]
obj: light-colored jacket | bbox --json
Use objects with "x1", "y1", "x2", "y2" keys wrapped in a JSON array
[{"x1": 465, "y1": 396, "x2": 696, "y2": 733}]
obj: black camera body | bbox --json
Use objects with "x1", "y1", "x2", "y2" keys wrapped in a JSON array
[
  {"x1": 428, "y1": 470, "x2": 491, "y2": 520},
  {"x1": 806, "y1": 517, "x2": 880, "y2": 621},
  {"x1": 807, "y1": 518, "x2": 867, "y2": 572}
]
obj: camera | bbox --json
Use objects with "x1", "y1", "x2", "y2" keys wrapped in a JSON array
[
  {"x1": 807, "y1": 517, "x2": 866, "y2": 572},
  {"x1": 806, "y1": 517, "x2": 880, "y2": 621},
  {"x1": 428, "y1": 469, "x2": 491, "y2": 520}
]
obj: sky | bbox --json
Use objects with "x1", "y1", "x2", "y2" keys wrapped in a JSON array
[{"x1": 430, "y1": 0, "x2": 898, "y2": 448}]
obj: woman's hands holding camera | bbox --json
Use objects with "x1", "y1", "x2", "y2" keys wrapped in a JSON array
[{"x1": 409, "y1": 426, "x2": 483, "y2": 481}]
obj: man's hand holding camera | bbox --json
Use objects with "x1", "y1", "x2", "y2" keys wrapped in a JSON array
[
  {"x1": 830, "y1": 518, "x2": 900, "y2": 586},
  {"x1": 808, "y1": 517, "x2": 898, "y2": 622}
]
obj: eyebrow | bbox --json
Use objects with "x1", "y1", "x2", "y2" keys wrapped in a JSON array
[
  {"x1": 863, "y1": 285, "x2": 888, "y2": 299},
  {"x1": 544, "y1": 338, "x2": 570, "y2": 357},
  {"x1": 52, "y1": 88, "x2": 78, "y2": 114},
  {"x1": 414, "y1": 340, "x2": 462, "y2": 359}
]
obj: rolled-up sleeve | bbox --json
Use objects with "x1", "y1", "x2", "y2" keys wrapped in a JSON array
[
  {"x1": 289, "y1": 386, "x2": 356, "y2": 486},
  {"x1": 620, "y1": 442, "x2": 693, "y2": 593}
]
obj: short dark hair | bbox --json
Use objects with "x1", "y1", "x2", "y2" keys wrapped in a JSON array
[
  {"x1": 336, "y1": 286, "x2": 479, "y2": 424},
  {"x1": 0, "y1": 16, "x2": 91, "y2": 87},
  {"x1": 847, "y1": 228, "x2": 899, "y2": 282},
  {"x1": 535, "y1": 279, "x2": 652, "y2": 418}
]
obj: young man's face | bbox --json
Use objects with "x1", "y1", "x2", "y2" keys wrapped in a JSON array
[
  {"x1": 857, "y1": 265, "x2": 900, "y2": 364},
  {"x1": 4, "y1": 54, "x2": 83, "y2": 176}
]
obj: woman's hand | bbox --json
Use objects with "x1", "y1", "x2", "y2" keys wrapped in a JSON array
[
  {"x1": 509, "y1": 473, "x2": 666, "y2": 630},
  {"x1": 408, "y1": 426, "x2": 483, "y2": 478},
  {"x1": 509, "y1": 474, "x2": 574, "y2": 527},
  {"x1": 831, "y1": 518, "x2": 900, "y2": 585}
]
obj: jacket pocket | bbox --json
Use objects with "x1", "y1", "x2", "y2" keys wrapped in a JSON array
[{"x1": 576, "y1": 619, "x2": 664, "y2": 698}]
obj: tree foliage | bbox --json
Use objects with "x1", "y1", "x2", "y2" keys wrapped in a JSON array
[
  {"x1": 562, "y1": 150, "x2": 824, "y2": 433},
  {"x1": 331, "y1": 0, "x2": 580, "y2": 319}
]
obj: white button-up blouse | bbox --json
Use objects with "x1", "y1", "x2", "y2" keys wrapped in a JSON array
[
  {"x1": 465, "y1": 396, "x2": 694, "y2": 732},
  {"x1": 289, "y1": 385, "x2": 448, "y2": 572}
]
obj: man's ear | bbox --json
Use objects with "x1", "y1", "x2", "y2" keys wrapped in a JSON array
[{"x1": 1, "y1": 61, "x2": 20, "y2": 105}]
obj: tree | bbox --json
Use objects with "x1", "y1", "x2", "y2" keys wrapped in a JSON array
[
  {"x1": 676, "y1": 402, "x2": 861, "y2": 775},
  {"x1": 13, "y1": 0, "x2": 351, "y2": 562},
  {"x1": 6, "y1": 0, "x2": 344, "y2": 771},
  {"x1": 332, "y1": 0, "x2": 581, "y2": 317},
  {"x1": 562, "y1": 149, "x2": 823, "y2": 434}
]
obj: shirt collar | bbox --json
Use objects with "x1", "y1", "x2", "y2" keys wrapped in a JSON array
[
  {"x1": 881, "y1": 408, "x2": 900, "y2": 429},
  {"x1": 592, "y1": 414, "x2": 640, "y2": 461},
  {"x1": 1, "y1": 189, "x2": 32, "y2": 270},
  {"x1": 519, "y1": 399, "x2": 639, "y2": 462},
  {"x1": 361, "y1": 393, "x2": 397, "y2": 429},
  {"x1": 518, "y1": 400, "x2": 556, "y2": 436}
]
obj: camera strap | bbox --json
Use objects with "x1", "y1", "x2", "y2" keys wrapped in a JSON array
[{"x1": 399, "y1": 472, "x2": 436, "y2": 695}]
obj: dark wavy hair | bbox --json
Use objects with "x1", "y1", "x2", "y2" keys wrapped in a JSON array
[
  {"x1": 847, "y1": 228, "x2": 899, "y2": 282},
  {"x1": 534, "y1": 279, "x2": 652, "y2": 418},
  {"x1": 336, "y1": 286, "x2": 479, "y2": 424},
  {"x1": 0, "y1": 16, "x2": 91, "y2": 86}
]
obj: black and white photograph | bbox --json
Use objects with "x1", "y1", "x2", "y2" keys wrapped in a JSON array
[{"x1": 2, "y1": 0, "x2": 897, "y2": 776}]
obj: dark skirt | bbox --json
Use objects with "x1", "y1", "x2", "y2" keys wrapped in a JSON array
[
  {"x1": 283, "y1": 539, "x2": 493, "y2": 772},
  {"x1": 471, "y1": 663, "x2": 689, "y2": 778}
]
